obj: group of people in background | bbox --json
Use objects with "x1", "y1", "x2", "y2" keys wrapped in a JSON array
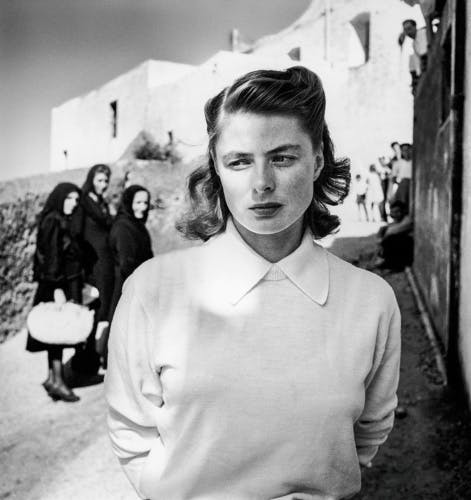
[
  {"x1": 353, "y1": 141, "x2": 412, "y2": 223},
  {"x1": 353, "y1": 141, "x2": 414, "y2": 272},
  {"x1": 26, "y1": 165, "x2": 153, "y2": 402}
]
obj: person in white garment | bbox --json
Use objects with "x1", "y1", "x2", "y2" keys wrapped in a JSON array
[{"x1": 105, "y1": 66, "x2": 401, "y2": 500}]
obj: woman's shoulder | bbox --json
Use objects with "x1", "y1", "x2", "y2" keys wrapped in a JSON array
[
  {"x1": 325, "y1": 248, "x2": 397, "y2": 305},
  {"x1": 39, "y1": 211, "x2": 64, "y2": 230},
  {"x1": 110, "y1": 216, "x2": 133, "y2": 234}
]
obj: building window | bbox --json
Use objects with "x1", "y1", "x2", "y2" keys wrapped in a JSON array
[
  {"x1": 288, "y1": 47, "x2": 301, "y2": 61},
  {"x1": 348, "y1": 12, "x2": 370, "y2": 66},
  {"x1": 110, "y1": 100, "x2": 118, "y2": 138}
]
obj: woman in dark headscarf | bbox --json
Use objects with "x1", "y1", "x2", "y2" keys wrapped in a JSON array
[
  {"x1": 109, "y1": 184, "x2": 153, "y2": 322},
  {"x1": 26, "y1": 182, "x2": 83, "y2": 402},
  {"x1": 71, "y1": 164, "x2": 114, "y2": 373},
  {"x1": 78, "y1": 164, "x2": 114, "y2": 321}
]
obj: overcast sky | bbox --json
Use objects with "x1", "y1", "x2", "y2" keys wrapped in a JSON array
[{"x1": 0, "y1": 0, "x2": 310, "y2": 182}]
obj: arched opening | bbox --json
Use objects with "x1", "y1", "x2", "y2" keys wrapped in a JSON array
[{"x1": 348, "y1": 12, "x2": 370, "y2": 66}]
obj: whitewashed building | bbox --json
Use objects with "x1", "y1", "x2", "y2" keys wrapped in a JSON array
[{"x1": 50, "y1": 0, "x2": 423, "y2": 173}]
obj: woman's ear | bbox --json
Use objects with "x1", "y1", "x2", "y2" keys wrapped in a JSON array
[{"x1": 313, "y1": 152, "x2": 324, "y2": 182}]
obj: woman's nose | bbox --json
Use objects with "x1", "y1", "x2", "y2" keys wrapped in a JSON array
[{"x1": 252, "y1": 164, "x2": 275, "y2": 194}]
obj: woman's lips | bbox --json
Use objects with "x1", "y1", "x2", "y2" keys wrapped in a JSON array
[{"x1": 249, "y1": 203, "x2": 283, "y2": 217}]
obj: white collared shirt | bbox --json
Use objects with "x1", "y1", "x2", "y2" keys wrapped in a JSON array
[{"x1": 105, "y1": 220, "x2": 401, "y2": 500}]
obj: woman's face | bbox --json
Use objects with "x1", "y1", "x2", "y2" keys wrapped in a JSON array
[
  {"x1": 93, "y1": 172, "x2": 109, "y2": 195},
  {"x1": 63, "y1": 191, "x2": 80, "y2": 215},
  {"x1": 214, "y1": 112, "x2": 323, "y2": 236},
  {"x1": 132, "y1": 190, "x2": 149, "y2": 219}
]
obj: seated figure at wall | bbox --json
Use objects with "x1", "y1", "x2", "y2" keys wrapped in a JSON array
[{"x1": 375, "y1": 201, "x2": 414, "y2": 271}]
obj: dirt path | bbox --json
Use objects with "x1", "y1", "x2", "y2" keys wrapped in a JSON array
[
  {"x1": 353, "y1": 268, "x2": 471, "y2": 499},
  {"x1": 1, "y1": 219, "x2": 470, "y2": 500},
  {"x1": 330, "y1": 232, "x2": 471, "y2": 500},
  {"x1": 0, "y1": 330, "x2": 135, "y2": 500}
]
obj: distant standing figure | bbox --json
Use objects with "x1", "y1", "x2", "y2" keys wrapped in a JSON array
[
  {"x1": 71, "y1": 164, "x2": 114, "y2": 373},
  {"x1": 378, "y1": 156, "x2": 392, "y2": 221},
  {"x1": 388, "y1": 141, "x2": 402, "y2": 204},
  {"x1": 26, "y1": 183, "x2": 83, "y2": 402},
  {"x1": 393, "y1": 143, "x2": 413, "y2": 213},
  {"x1": 366, "y1": 164, "x2": 384, "y2": 222},
  {"x1": 353, "y1": 174, "x2": 369, "y2": 221},
  {"x1": 398, "y1": 19, "x2": 428, "y2": 92},
  {"x1": 109, "y1": 185, "x2": 153, "y2": 323}
]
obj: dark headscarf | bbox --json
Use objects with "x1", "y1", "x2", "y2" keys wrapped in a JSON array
[
  {"x1": 118, "y1": 185, "x2": 151, "y2": 224},
  {"x1": 39, "y1": 182, "x2": 80, "y2": 224},
  {"x1": 82, "y1": 164, "x2": 111, "y2": 197}
]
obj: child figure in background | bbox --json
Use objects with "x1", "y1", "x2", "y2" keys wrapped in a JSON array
[
  {"x1": 366, "y1": 164, "x2": 384, "y2": 223},
  {"x1": 353, "y1": 173, "x2": 369, "y2": 221}
]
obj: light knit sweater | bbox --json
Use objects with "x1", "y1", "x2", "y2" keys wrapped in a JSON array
[{"x1": 105, "y1": 220, "x2": 401, "y2": 500}]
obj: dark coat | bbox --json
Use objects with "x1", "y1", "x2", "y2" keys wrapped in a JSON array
[
  {"x1": 33, "y1": 212, "x2": 83, "y2": 283},
  {"x1": 68, "y1": 164, "x2": 115, "y2": 323},
  {"x1": 27, "y1": 183, "x2": 84, "y2": 352},
  {"x1": 109, "y1": 185, "x2": 153, "y2": 319},
  {"x1": 73, "y1": 193, "x2": 114, "y2": 322}
]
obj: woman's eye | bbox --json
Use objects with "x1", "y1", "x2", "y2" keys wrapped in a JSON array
[
  {"x1": 271, "y1": 155, "x2": 296, "y2": 166},
  {"x1": 227, "y1": 159, "x2": 251, "y2": 169}
]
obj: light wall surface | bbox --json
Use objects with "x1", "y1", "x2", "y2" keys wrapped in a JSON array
[
  {"x1": 251, "y1": 0, "x2": 421, "y2": 172},
  {"x1": 50, "y1": 0, "x2": 422, "y2": 175},
  {"x1": 50, "y1": 61, "x2": 194, "y2": 171},
  {"x1": 459, "y1": 3, "x2": 471, "y2": 406}
]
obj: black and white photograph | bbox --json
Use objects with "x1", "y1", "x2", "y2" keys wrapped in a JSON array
[{"x1": 1, "y1": 0, "x2": 471, "y2": 499}]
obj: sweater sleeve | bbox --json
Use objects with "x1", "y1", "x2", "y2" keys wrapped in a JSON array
[
  {"x1": 354, "y1": 292, "x2": 401, "y2": 466},
  {"x1": 104, "y1": 272, "x2": 163, "y2": 498}
]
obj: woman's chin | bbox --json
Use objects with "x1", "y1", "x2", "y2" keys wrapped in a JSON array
[{"x1": 236, "y1": 217, "x2": 294, "y2": 236}]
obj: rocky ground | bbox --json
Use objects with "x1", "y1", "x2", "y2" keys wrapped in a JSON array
[{"x1": 1, "y1": 219, "x2": 470, "y2": 500}]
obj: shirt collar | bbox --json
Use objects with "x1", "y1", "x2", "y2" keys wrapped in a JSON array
[{"x1": 204, "y1": 218, "x2": 330, "y2": 306}]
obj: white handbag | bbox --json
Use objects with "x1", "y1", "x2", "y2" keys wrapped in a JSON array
[{"x1": 27, "y1": 289, "x2": 94, "y2": 345}]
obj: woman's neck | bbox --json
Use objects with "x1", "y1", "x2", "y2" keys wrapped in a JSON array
[{"x1": 232, "y1": 217, "x2": 305, "y2": 263}]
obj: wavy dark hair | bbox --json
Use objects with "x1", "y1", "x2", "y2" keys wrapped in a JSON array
[
  {"x1": 176, "y1": 66, "x2": 350, "y2": 240},
  {"x1": 82, "y1": 163, "x2": 111, "y2": 197}
]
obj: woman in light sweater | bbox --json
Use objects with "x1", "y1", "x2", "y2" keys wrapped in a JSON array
[{"x1": 105, "y1": 66, "x2": 401, "y2": 500}]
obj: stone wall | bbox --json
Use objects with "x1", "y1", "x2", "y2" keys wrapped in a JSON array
[{"x1": 0, "y1": 159, "x2": 196, "y2": 343}]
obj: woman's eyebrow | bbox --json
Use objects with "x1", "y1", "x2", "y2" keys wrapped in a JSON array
[
  {"x1": 266, "y1": 144, "x2": 302, "y2": 155},
  {"x1": 222, "y1": 152, "x2": 253, "y2": 161}
]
